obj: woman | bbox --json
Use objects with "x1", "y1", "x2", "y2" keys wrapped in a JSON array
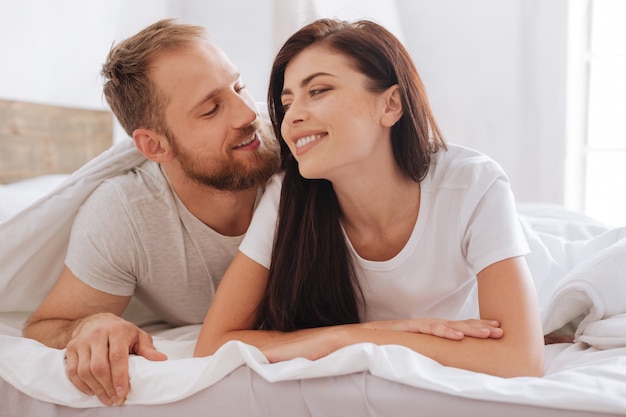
[{"x1": 194, "y1": 18, "x2": 544, "y2": 377}]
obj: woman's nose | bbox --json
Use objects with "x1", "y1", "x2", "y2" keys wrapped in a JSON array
[{"x1": 283, "y1": 101, "x2": 307, "y2": 125}]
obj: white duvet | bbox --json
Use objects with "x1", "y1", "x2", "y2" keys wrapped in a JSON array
[{"x1": 1, "y1": 140, "x2": 625, "y2": 414}]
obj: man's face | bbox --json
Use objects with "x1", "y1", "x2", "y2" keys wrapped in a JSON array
[{"x1": 149, "y1": 40, "x2": 279, "y2": 191}]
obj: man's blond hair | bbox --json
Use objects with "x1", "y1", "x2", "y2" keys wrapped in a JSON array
[{"x1": 101, "y1": 19, "x2": 208, "y2": 136}]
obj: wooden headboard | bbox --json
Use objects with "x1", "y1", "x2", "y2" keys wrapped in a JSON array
[{"x1": 0, "y1": 99, "x2": 113, "y2": 184}]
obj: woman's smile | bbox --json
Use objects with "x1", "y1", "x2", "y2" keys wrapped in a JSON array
[{"x1": 295, "y1": 133, "x2": 325, "y2": 149}]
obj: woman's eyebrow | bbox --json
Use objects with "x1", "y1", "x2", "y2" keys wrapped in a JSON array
[{"x1": 281, "y1": 72, "x2": 335, "y2": 98}]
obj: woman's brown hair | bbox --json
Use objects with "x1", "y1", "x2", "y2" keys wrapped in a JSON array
[{"x1": 256, "y1": 18, "x2": 446, "y2": 331}]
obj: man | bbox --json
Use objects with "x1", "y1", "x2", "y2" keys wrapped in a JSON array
[{"x1": 22, "y1": 19, "x2": 279, "y2": 406}]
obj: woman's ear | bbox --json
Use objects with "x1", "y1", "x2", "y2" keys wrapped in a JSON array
[
  {"x1": 133, "y1": 128, "x2": 174, "y2": 163},
  {"x1": 380, "y1": 85, "x2": 403, "y2": 127}
]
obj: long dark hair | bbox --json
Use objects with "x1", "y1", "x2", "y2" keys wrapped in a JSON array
[{"x1": 255, "y1": 18, "x2": 446, "y2": 331}]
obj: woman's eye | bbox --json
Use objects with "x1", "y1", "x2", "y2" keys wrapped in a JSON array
[
  {"x1": 310, "y1": 88, "x2": 330, "y2": 97},
  {"x1": 281, "y1": 102, "x2": 292, "y2": 112}
]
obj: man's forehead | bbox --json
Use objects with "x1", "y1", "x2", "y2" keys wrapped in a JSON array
[
  {"x1": 149, "y1": 48, "x2": 242, "y2": 117},
  {"x1": 149, "y1": 41, "x2": 238, "y2": 95},
  {"x1": 149, "y1": 40, "x2": 219, "y2": 72}
]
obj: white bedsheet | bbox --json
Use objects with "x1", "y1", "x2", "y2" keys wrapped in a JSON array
[
  {"x1": 1, "y1": 140, "x2": 626, "y2": 414},
  {"x1": 1, "y1": 329, "x2": 626, "y2": 414},
  {"x1": 0, "y1": 139, "x2": 145, "y2": 313}
]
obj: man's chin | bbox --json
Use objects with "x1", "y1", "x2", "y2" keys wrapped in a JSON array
[{"x1": 188, "y1": 169, "x2": 274, "y2": 192}]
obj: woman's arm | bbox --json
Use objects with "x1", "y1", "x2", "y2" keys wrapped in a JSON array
[
  {"x1": 259, "y1": 256, "x2": 544, "y2": 377},
  {"x1": 194, "y1": 251, "x2": 281, "y2": 356},
  {"x1": 194, "y1": 253, "x2": 531, "y2": 375},
  {"x1": 474, "y1": 255, "x2": 544, "y2": 376}
]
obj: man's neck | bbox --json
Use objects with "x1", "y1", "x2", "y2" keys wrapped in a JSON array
[{"x1": 162, "y1": 165, "x2": 259, "y2": 237}]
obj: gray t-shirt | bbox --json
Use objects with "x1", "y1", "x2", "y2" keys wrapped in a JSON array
[{"x1": 66, "y1": 160, "x2": 254, "y2": 326}]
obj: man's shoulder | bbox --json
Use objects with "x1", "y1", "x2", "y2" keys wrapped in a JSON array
[
  {"x1": 90, "y1": 160, "x2": 166, "y2": 200},
  {"x1": 79, "y1": 160, "x2": 170, "y2": 216}
]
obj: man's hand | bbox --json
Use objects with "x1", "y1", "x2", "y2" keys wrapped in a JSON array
[{"x1": 64, "y1": 312, "x2": 167, "y2": 406}]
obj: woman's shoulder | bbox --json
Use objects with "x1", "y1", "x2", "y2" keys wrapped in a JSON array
[
  {"x1": 252, "y1": 172, "x2": 286, "y2": 217},
  {"x1": 426, "y1": 144, "x2": 507, "y2": 190},
  {"x1": 260, "y1": 172, "x2": 285, "y2": 198},
  {"x1": 435, "y1": 143, "x2": 503, "y2": 170}
]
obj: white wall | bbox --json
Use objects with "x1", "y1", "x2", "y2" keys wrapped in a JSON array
[
  {"x1": 0, "y1": 0, "x2": 170, "y2": 109},
  {"x1": 168, "y1": 0, "x2": 274, "y2": 103},
  {"x1": 396, "y1": 0, "x2": 568, "y2": 204},
  {"x1": 0, "y1": 0, "x2": 570, "y2": 205}
]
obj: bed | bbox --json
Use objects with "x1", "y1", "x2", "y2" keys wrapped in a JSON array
[{"x1": 1, "y1": 99, "x2": 626, "y2": 417}]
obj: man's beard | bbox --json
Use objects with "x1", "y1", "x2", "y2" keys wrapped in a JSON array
[{"x1": 167, "y1": 121, "x2": 280, "y2": 191}]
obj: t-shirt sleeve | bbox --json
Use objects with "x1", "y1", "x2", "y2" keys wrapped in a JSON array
[
  {"x1": 461, "y1": 162, "x2": 530, "y2": 275},
  {"x1": 65, "y1": 181, "x2": 141, "y2": 296},
  {"x1": 239, "y1": 174, "x2": 283, "y2": 269}
]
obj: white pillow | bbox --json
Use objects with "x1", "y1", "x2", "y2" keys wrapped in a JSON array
[
  {"x1": 579, "y1": 313, "x2": 626, "y2": 349},
  {"x1": 0, "y1": 174, "x2": 69, "y2": 222}
]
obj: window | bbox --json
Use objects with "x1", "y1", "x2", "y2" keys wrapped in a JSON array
[{"x1": 567, "y1": 0, "x2": 626, "y2": 227}]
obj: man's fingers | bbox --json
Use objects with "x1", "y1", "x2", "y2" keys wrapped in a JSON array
[
  {"x1": 62, "y1": 314, "x2": 159, "y2": 406},
  {"x1": 108, "y1": 338, "x2": 132, "y2": 405},
  {"x1": 133, "y1": 331, "x2": 168, "y2": 361},
  {"x1": 71, "y1": 344, "x2": 113, "y2": 406},
  {"x1": 64, "y1": 349, "x2": 94, "y2": 395},
  {"x1": 87, "y1": 335, "x2": 119, "y2": 405},
  {"x1": 106, "y1": 330, "x2": 168, "y2": 405},
  {"x1": 66, "y1": 331, "x2": 128, "y2": 406}
]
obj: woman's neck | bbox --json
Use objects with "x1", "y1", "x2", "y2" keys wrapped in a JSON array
[{"x1": 333, "y1": 166, "x2": 421, "y2": 261}]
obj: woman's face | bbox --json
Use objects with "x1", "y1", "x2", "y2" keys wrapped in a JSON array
[{"x1": 280, "y1": 45, "x2": 394, "y2": 180}]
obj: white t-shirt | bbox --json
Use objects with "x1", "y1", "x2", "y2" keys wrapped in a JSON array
[
  {"x1": 66, "y1": 160, "x2": 257, "y2": 326},
  {"x1": 240, "y1": 144, "x2": 529, "y2": 321}
]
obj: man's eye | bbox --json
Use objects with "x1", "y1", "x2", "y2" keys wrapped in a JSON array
[
  {"x1": 235, "y1": 84, "x2": 247, "y2": 93},
  {"x1": 201, "y1": 105, "x2": 219, "y2": 117}
]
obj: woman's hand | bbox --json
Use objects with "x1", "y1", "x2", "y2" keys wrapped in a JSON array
[
  {"x1": 260, "y1": 318, "x2": 503, "y2": 363},
  {"x1": 360, "y1": 318, "x2": 503, "y2": 341}
]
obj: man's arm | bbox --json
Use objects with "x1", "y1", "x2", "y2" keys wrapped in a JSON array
[
  {"x1": 23, "y1": 266, "x2": 166, "y2": 406},
  {"x1": 23, "y1": 266, "x2": 130, "y2": 347}
]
